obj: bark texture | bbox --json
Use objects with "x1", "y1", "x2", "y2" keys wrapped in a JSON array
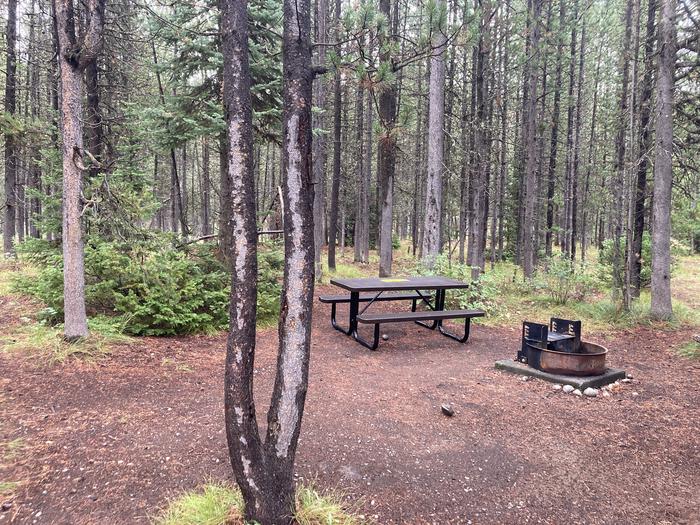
[
  {"x1": 54, "y1": 0, "x2": 106, "y2": 341},
  {"x1": 4, "y1": 0, "x2": 18, "y2": 255},
  {"x1": 651, "y1": 0, "x2": 676, "y2": 319},
  {"x1": 421, "y1": 0, "x2": 447, "y2": 268}
]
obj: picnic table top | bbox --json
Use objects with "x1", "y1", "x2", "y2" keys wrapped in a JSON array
[{"x1": 330, "y1": 275, "x2": 470, "y2": 292}]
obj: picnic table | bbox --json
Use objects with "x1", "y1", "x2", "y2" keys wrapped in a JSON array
[{"x1": 320, "y1": 276, "x2": 485, "y2": 350}]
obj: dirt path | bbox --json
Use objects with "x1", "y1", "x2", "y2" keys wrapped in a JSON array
[{"x1": 1, "y1": 287, "x2": 699, "y2": 524}]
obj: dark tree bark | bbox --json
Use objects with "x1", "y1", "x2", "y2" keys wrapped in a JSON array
[
  {"x1": 629, "y1": 0, "x2": 657, "y2": 297},
  {"x1": 377, "y1": 0, "x2": 397, "y2": 276},
  {"x1": 4, "y1": 0, "x2": 18, "y2": 255},
  {"x1": 328, "y1": 0, "x2": 342, "y2": 270},
  {"x1": 651, "y1": 0, "x2": 676, "y2": 319},
  {"x1": 85, "y1": 60, "x2": 102, "y2": 180},
  {"x1": 54, "y1": 0, "x2": 107, "y2": 341},
  {"x1": 221, "y1": 0, "x2": 315, "y2": 521}
]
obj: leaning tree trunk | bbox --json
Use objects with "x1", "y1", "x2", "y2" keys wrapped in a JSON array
[
  {"x1": 54, "y1": 0, "x2": 107, "y2": 341},
  {"x1": 421, "y1": 0, "x2": 447, "y2": 268},
  {"x1": 650, "y1": 0, "x2": 676, "y2": 319},
  {"x1": 4, "y1": 0, "x2": 18, "y2": 256}
]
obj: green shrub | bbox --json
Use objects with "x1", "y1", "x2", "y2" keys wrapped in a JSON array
[
  {"x1": 417, "y1": 255, "x2": 501, "y2": 314},
  {"x1": 534, "y1": 257, "x2": 600, "y2": 305},
  {"x1": 14, "y1": 235, "x2": 283, "y2": 336}
]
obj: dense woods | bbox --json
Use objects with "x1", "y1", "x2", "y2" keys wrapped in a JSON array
[{"x1": 1, "y1": 0, "x2": 699, "y2": 520}]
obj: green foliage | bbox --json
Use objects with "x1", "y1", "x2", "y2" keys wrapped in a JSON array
[
  {"x1": 391, "y1": 235, "x2": 401, "y2": 250},
  {"x1": 154, "y1": 483, "x2": 243, "y2": 525},
  {"x1": 154, "y1": 482, "x2": 367, "y2": 525},
  {"x1": 13, "y1": 236, "x2": 283, "y2": 336},
  {"x1": 418, "y1": 255, "x2": 500, "y2": 314},
  {"x1": 675, "y1": 340, "x2": 700, "y2": 359},
  {"x1": 533, "y1": 257, "x2": 600, "y2": 305}
]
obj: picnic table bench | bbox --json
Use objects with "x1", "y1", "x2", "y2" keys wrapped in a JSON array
[{"x1": 320, "y1": 276, "x2": 486, "y2": 350}]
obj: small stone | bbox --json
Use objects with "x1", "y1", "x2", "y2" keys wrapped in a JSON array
[
  {"x1": 381, "y1": 334, "x2": 389, "y2": 341},
  {"x1": 632, "y1": 392, "x2": 639, "y2": 397},
  {"x1": 441, "y1": 404, "x2": 455, "y2": 417},
  {"x1": 520, "y1": 376, "x2": 530, "y2": 382},
  {"x1": 1, "y1": 502, "x2": 12, "y2": 511},
  {"x1": 621, "y1": 378, "x2": 632, "y2": 383},
  {"x1": 573, "y1": 389, "x2": 582, "y2": 397},
  {"x1": 602, "y1": 391, "x2": 611, "y2": 397},
  {"x1": 552, "y1": 384, "x2": 562, "y2": 391},
  {"x1": 583, "y1": 387, "x2": 599, "y2": 397},
  {"x1": 562, "y1": 385, "x2": 575, "y2": 394}
]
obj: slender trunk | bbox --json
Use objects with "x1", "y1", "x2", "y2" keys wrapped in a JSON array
[
  {"x1": 521, "y1": 0, "x2": 544, "y2": 277},
  {"x1": 3, "y1": 0, "x2": 18, "y2": 255},
  {"x1": 328, "y1": 0, "x2": 342, "y2": 270},
  {"x1": 421, "y1": 0, "x2": 447, "y2": 267},
  {"x1": 312, "y1": 0, "x2": 328, "y2": 281},
  {"x1": 630, "y1": 0, "x2": 657, "y2": 297},
  {"x1": 202, "y1": 139, "x2": 212, "y2": 235},
  {"x1": 570, "y1": 19, "x2": 586, "y2": 261},
  {"x1": 377, "y1": 0, "x2": 397, "y2": 277},
  {"x1": 650, "y1": 0, "x2": 675, "y2": 319},
  {"x1": 612, "y1": 0, "x2": 634, "y2": 303},
  {"x1": 353, "y1": 80, "x2": 367, "y2": 262}
]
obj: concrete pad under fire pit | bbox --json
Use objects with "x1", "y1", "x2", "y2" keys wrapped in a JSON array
[{"x1": 495, "y1": 359, "x2": 627, "y2": 389}]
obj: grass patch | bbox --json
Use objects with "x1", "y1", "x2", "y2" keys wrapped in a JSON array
[
  {"x1": 675, "y1": 340, "x2": 700, "y2": 359},
  {"x1": 0, "y1": 481, "x2": 18, "y2": 496},
  {"x1": 161, "y1": 357, "x2": 193, "y2": 373},
  {"x1": 0, "y1": 315, "x2": 131, "y2": 364},
  {"x1": 153, "y1": 482, "x2": 368, "y2": 525},
  {"x1": 155, "y1": 483, "x2": 243, "y2": 525},
  {"x1": 1, "y1": 438, "x2": 24, "y2": 461}
]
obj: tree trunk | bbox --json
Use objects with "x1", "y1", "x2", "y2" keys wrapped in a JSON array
[
  {"x1": 650, "y1": 0, "x2": 676, "y2": 319},
  {"x1": 328, "y1": 0, "x2": 342, "y2": 271},
  {"x1": 353, "y1": 74, "x2": 369, "y2": 262},
  {"x1": 521, "y1": 0, "x2": 544, "y2": 277},
  {"x1": 3, "y1": 0, "x2": 18, "y2": 255},
  {"x1": 377, "y1": 0, "x2": 397, "y2": 277},
  {"x1": 630, "y1": 0, "x2": 657, "y2": 297},
  {"x1": 312, "y1": 0, "x2": 328, "y2": 281},
  {"x1": 54, "y1": 0, "x2": 107, "y2": 341},
  {"x1": 421, "y1": 0, "x2": 447, "y2": 267},
  {"x1": 221, "y1": 0, "x2": 315, "y2": 521},
  {"x1": 570, "y1": 18, "x2": 586, "y2": 261},
  {"x1": 202, "y1": 139, "x2": 212, "y2": 235},
  {"x1": 612, "y1": 0, "x2": 634, "y2": 303}
]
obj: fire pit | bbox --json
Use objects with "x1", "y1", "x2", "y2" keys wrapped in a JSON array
[
  {"x1": 495, "y1": 317, "x2": 626, "y2": 389},
  {"x1": 517, "y1": 318, "x2": 607, "y2": 377}
]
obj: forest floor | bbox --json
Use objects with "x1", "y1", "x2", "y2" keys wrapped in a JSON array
[{"x1": 1, "y1": 256, "x2": 699, "y2": 524}]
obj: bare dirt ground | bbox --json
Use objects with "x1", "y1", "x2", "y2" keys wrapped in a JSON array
[{"x1": 1, "y1": 285, "x2": 699, "y2": 525}]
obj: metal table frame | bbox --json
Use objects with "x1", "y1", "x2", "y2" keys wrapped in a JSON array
[{"x1": 328, "y1": 276, "x2": 470, "y2": 349}]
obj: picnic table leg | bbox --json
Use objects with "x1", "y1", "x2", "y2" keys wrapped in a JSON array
[
  {"x1": 329, "y1": 292, "x2": 359, "y2": 335},
  {"x1": 415, "y1": 288, "x2": 443, "y2": 330},
  {"x1": 349, "y1": 291, "x2": 379, "y2": 350},
  {"x1": 439, "y1": 317, "x2": 473, "y2": 343}
]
